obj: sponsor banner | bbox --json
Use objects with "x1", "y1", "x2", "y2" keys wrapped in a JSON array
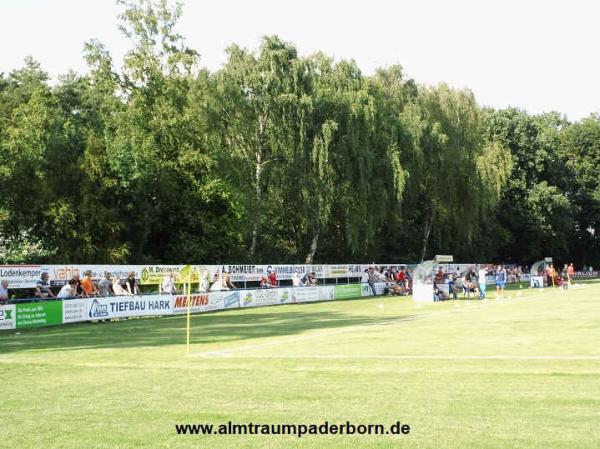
[
  {"x1": 16, "y1": 301, "x2": 63, "y2": 329},
  {"x1": 171, "y1": 290, "x2": 239, "y2": 314},
  {"x1": 48, "y1": 265, "x2": 139, "y2": 286},
  {"x1": 62, "y1": 298, "x2": 90, "y2": 324},
  {"x1": 291, "y1": 286, "x2": 320, "y2": 303},
  {"x1": 334, "y1": 284, "x2": 363, "y2": 300},
  {"x1": 361, "y1": 283, "x2": 373, "y2": 297},
  {"x1": 530, "y1": 276, "x2": 545, "y2": 288},
  {"x1": 88, "y1": 295, "x2": 172, "y2": 320},
  {"x1": 140, "y1": 265, "x2": 182, "y2": 285},
  {"x1": 0, "y1": 305, "x2": 16, "y2": 330},
  {"x1": 323, "y1": 265, "x2": 364, "y2": 278},
  {"x1": 318, "y1": 286, "x2": 335, "y2": 301},
  {"x1": 0, "y1": 265, "x2": 44, "y2": 289},
  {"x1": 573, "y1": 271, "x2": 600, "y2": 278},
  {"x1": 239, "y1": 288, "x2": 279, "y2": 308}
]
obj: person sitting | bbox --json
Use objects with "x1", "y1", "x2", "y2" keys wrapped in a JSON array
[
  {"x1": 58, "y1": 279, "x2": 78, "y2": 299},
  {"x1": 0, "y1": 280, "x2": 9, "y2": 303},
  {"x1": 292, "y1": 269, "x2": 302, "y2": 287},
  {"x1": 389, "y1": 282, "x2": 407, "y2": 296},
  {"x1": 260, "y1": 276, "x2": 272, "y2": 288},
  {"x1": 112, "y1": 277, "x2": 131, "y2": 296},
  {"x1": 81, "y1": 270, "x2": 99, "y2": 297},
  {"x1": 161, "y1": 273, "x2": 178, "y2": 295},
  {"x1": 98, "y1": 272, "x2": 113, "y2": 297},
  {"x1": 35, "y1": 273, "x2": 56, "y2": 300},
  {"x1": 125, "y1": 272, "x2": 141, "y2": 295},
  {"x1": 223, "y1": 271, "x2": 237, "y2": 290}
]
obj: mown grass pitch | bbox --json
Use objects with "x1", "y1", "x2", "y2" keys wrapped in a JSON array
[{"x1": 2, "y1": 282, "x2": 599, "y2": 449}]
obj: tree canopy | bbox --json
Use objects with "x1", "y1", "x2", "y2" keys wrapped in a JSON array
[{"x1": 1, "y1": 0, "x2": 598, "y2": 267}]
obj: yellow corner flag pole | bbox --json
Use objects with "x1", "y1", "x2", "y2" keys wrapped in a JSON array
[{"x1": 186, "y1": 274, "x2": 191, "y2": 355}]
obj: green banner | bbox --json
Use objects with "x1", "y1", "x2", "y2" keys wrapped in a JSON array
[
  {"x1": 334, "y1": 284, "x2": 363, "y2": 300},
  {"x1": 16, "y1": 301, "x2": 63, "y2": 329}
]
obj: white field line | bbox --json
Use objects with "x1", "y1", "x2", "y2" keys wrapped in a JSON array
[
  {"x1": 207, "y1": 355, "x2": 600, "y2": 361},
  {"x1": 192, "y1": 285, "x2": 588, "y2": 359}
]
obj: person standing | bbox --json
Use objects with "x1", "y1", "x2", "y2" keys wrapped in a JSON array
[
  {"x1": 161, "y1": 273, "x2": 178, "y2": 295},
  {"x1": 478, "y1": 266, "x2": 487, "y2": 299},
  {"x1": 561, "y1": 264, "x2": 569, "y2": 290},
  {"x1": 125, "y1": 272, "x2": 141, "y2": 295},
  {"x1": 0, "y1": 280, "x2": 9, "y2": 303},
  {"x1": 567, "y1": 263, "x2": 575, "y2": 286},
  {"x1": 98, "y1": 272, "x2": 113, "y2": 297},
  {"x1": 495, "y1": 265, "x2": 506, "y2": 297}
]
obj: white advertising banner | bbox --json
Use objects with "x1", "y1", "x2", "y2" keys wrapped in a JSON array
[
  {"x1": 318, "y1": 285, "x2": 335, "y2": 301},
  {"x1": 239, "y1": 288, "x2": 280, "y2": 308},
  {"x1": 62, "y1": 298, "x2": 90, "y2": 324},
  {"x1": 48, "y1": 265, "x2": 140, "y2": 286},
  {"x1": 171, "y1": 290, "x2": 239, "y2": 314},
  {"x1": 0, "y1": 304, "x2": 16, "y2": 330},
  {"x1": 291, "y1": 287, "x2": 320, "y2": 303},
  {"x1": 0, "y1": 265, "x2": 44, "y2": 289},
  {"x1": 87, "y1": 294, "x2": 172, "y2": 320}
]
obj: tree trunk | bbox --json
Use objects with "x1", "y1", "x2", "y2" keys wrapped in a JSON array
[
  {"x1": 249, "y1": 153, "x2": 262, "y2": 258},
  {"x1": 420, "y1": 214, "x2": 433, "y2": 262},
  {"x1": 305, "y1": 230, "x2": 319, "y2": 264}
]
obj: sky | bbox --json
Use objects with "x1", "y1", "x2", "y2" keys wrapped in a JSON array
[{"x1": 1, "y1": 0, "x2": 599, "y2": 121}]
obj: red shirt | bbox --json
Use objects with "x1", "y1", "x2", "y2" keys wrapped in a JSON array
[
  {"x1": 396, "y1": 271, "x2": 406, "y2": 282},
  {"x1": 268, "y1": 272, "x2": 278, "y2": 286}
]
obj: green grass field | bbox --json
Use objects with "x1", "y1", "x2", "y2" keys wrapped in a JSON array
[{"x1": 2, "y1": 282, "x2": 599, "y2": 449}]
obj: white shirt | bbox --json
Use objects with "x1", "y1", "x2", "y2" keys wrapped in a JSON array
[
  {"x1": 0, "y1": 285, "x2": 8, "y2": 300},
  {"x1": 478, "y1": 269, "x2": 487, "y2": 283},
  {"x1": 58, "y1": 284, "x2": 75, "y2": 299},
  {"x1": 292, "y1": 273, "x2": 301, "y2": 287},
  {"x1": 162, "y1": 277, "x2": 176, "y2": 294}
]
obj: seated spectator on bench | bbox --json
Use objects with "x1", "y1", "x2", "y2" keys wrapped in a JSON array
[
  {"x1": 125, "y1": 271, "x2": 141, "y2": 295},
  {"x1": 98, "y1": 272, "x2": 113, "y2": 297},
  {"x1": 112, "y1": 276, "x2": 131, "y2": 296},
  {"x1": 223, "y1": 271, "x2": 237, "y2": 290},
  {"x1": 302, "y1": 271, "x2": 317, "y2": 286},
  {"x1": 161, "y1": 273, "x2": 178, "y2": 295},
  {"x1": 81, "y1": 270, "x2": 99, "y2": 297},
  {"x1": 0, "y1": 280, "x2": 9, "y2": 303},
  {"x1": 35, "y1": 273, "x2": 56, "y2": 300},
  {"x1": 260, "y1": 276, "x2": 272, "y2": 288},
  {"x1": 58, "y1": 279, "x2": 78, "y2": 299}
]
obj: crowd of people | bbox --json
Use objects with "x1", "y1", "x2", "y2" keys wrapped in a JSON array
[
  {"x1": 0, "y1": 262, "x2": 580, "y2": 303},
  {"x1": 364, "y1": 266, "x2": 413, "y2": 297}
]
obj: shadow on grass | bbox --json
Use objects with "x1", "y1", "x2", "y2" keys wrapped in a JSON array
[{"x1": 0, "y1": 300, "x2": 422, "y2": 354}]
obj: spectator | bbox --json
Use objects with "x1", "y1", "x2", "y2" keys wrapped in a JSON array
[
  {"x1": 210, "y1": 272, "x2": 224, "y2": 291},
  {"x1": 496, "y1": 264, "x2": 506, "y2": 297},
  {"x1": 260, "y1": 276, "x2": 272, "y2": 288},
  {"x1": 161, "y1": 273, "x2": 178, "y2": 295},
  {"x1": 568, "y1": 263, "x2": 574, "y2": 285},
  {"x1": 562, "y1": 264, "x2": 569, "y2": 290},
  {"x1": 72, "y1": 273, "x2": 84, "y2": 297},
  {"x1": 268, "y1": 269, "x2": 278, "y2": 287},
  {"x1": 0, "y1": 280, "x2": 9, "y2": 303},
  {"x1": 58, "y1": 279, "x2": 77, "y2": 299},
  {"x1": 125, "y1": 271, "x2": 141, "y2": 295},
  {"x1": 98, "y1": 272, "x2": 113, "y2": 297},
  {"x1": 302, "y1": 271, "x2": 317, "y2": 286},
  {"x1": 35, "y1": 273, "x2": 56, "y2": 299},
  {"x1": 112, "y1": 277, "x2": 130, "y2": 296},
  {"x1": 434, "y1": 267, "x2": 445, "y2": 284},
  {"x1": 367, "y1": 267, "x2": 378, "y2": 296},
  {"x1": 478, "y1": 266, "x2": 487, "y2": 299},
  {"x1": 292, "y1": 269, "x2": 302, "y2": 287},
  {"x1": 223, "y1": 271, "x2": 237, "y2": 290},
  {"x1": 81, "y1": 270, "x2": 99, "y2": 297},
  {"x1": 199, "y1": 273, "x2": 210, "y2": 293}
]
